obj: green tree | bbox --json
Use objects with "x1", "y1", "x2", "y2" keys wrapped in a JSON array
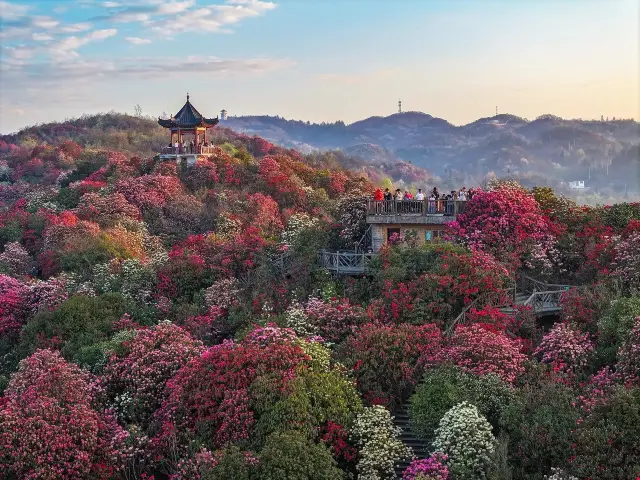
[{"x1": 254, "y1": 431, "x2": 343, "y2": 480}]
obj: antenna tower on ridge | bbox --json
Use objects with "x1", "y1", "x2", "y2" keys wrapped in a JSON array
[
  {"x1": 496, "y1": 105, "x2": 498, "y2": 116},
  {"x1": 398, "y1": 100, "x2": 402, "y2": 113}
]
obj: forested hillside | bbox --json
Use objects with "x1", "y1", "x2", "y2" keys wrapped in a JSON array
[{"x1": 1, "y1": 122, "x2": 640, "y2": 480}]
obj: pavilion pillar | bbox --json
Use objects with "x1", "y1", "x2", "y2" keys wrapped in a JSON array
[{"x1": 194, "y1": 127, "x2": 199, "y2": 153}]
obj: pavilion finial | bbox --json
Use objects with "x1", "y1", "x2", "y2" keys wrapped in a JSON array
[{"x1": 187, "y1": 92, "x2": 190, "y2": 102}]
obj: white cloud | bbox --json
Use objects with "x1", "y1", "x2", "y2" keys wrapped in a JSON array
[
  {"x1": 88, "y1": 28, "x2": 118, "y2": 40},
  {"x1": 5, "y1": 45, "x2": 37, "y2": 60},
  {"x1": 48, "y1": 28, "x2": 117, "y2": 60},
  {"x1": 101, "y1": 1, "x2": 121, "y2": 7},
  {"x1": 1, "y1": 55, "x2": 294, "y2": 87},
  {"x1": 157, "y1": 0, "x2": 194, "y2": 15},
  {"x1": 0, "y1": 1, "x2": 30, "y2": 20},
  {"x1": 59, "y1": 23, "x2": 92, "y2": 33},
  {"x1": 147, "y1": 0, "x2": 276, "y2": 35},
  {"x1": 32, "y1": 16, "x2": 59, "y2": 29},
  {"x1": 32, "y1": 32, "x2": 53, "y2": 41},
  {"x1": 125, "y1": 36, "x2": 152, "y2": 45}
]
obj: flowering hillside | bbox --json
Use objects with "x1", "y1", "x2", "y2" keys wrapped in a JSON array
[{"x1": 0, "y1": 126, "x2": 639, "y2": 480}]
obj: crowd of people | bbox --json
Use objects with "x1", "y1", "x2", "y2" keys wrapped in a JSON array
[
  {"x1": 371, "y1": 186, "x2": 474, "y2": 214},
  {"x1": 168, "y1": 140, "x2": 212, "y2": 154}
]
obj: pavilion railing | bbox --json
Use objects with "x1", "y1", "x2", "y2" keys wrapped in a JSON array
[
  {"x1": 200, "y1": 146, "x2": 217, "y2": 155},
  {"x1": 160, "y1": 145, "x2": 217, "y2": 155},
  {"x1": 366, "y1": 199, "x2": 467, "y2": 216}
]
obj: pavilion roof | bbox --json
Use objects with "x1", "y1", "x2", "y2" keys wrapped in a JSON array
[{"x1": 158, "y1": 94, "x2": 219, "y2": 129}]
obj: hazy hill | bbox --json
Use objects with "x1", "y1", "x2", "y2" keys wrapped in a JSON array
[{"x1": 223, "y1": 112, "x2": 640, "y2": 198}]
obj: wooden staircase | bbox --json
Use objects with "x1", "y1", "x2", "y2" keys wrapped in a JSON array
[{"x1": 393, "y1": 402, "x2": 429, "y2": 478}]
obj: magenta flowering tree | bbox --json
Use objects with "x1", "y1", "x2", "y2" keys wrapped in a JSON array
[
  {"x1": 612, "y1": 231, "x2": 640, "y2": 291},
  {"x1": 439, "y1": 324, "x2": 526, "y2": 384},
  {"x1": 338, "y1": 322, "x2": 442, "y2": 407},
  {"x1": 534, "y1": 323, "x2": 594, "y2": 375},
  {"x1": 402, "y1": 454, "x2": 449, "y2": 480},
  {"x1": 303, "y1": 296, "x2": 367, "y2": 343},
  {"x1": 152, "y1": 331, "x2": 310, "y2": 465},
  {"x1": 0, "y1": 349, "x2": 129, "y2": 480},
  {"x1": 448, "y1": 184, "x2": 560, "y2": 269},
  {"x1": 0, "y1": 274, "x2": 28, "y2": 340},
  {"x1": 102, "y1": 321, "x2": 204, "y2": 425}
]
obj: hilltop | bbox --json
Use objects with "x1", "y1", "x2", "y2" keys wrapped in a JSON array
[{"x1": 0, "y1": 113, "x2": 435, "y2": 188}]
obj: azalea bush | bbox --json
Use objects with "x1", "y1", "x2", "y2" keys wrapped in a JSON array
[
  {"x1": 337, "y1": 322, "x2": 442, "y2": 407},
  {"x1": 438, "y1": 324, "x2": 526, "y2": 384},
  {"x1": 0, "y1": 349, "x2": 129, "y2": 480},
  {"x1": 534, "y1": 323, "x2": 594, "y2": 376},
  {"x1": 596, "y1": 296, "x2": 640, "y2": 367},
  {"x1": 616, "y1": 316, "x2": 640, "y2": 386},
  {"x1": 432, "y1": 401, "x2": 495, "y2": 479},
  {"x1": 350, "y1": 405, "x2": 412, "y2": 480},
  {"x1": 402, "y1": 454, "x2": 449, "y2": 480},
  {"x1": 303, "y1": 296, "x2": 367, "y2": 343},
  {"x1": 502, "y1": 368, "x2": 579, "y2": 479},
  {"x1": 448, "y1": 184, "x2": 560, "y2": 269},
  {"x1": 572, "y1": 386, "x2": 640, "y2": 479},
  {"x1": 409, "y1": 366, "x2": 513, "y2": 441},
  {"x1": 102, "y1": 321, "x2": 204, "y2": 426}
]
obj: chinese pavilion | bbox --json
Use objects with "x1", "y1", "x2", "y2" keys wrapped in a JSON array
[{"x1": 158, "y1": 94, "x2": 219, "y2": 156}]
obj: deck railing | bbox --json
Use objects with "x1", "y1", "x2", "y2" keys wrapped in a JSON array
[
  {"x1": 366, "y1": 199, "x2": 467, "y2": 216},
  {"x1": 318, "y1": 250, "x2": 376, "y2": 275}
]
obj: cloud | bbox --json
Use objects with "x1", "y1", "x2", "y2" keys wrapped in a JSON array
[
  {"x1": 32, "y1": 32, "x2": 53, "y2": 41},
  {"x1": 59, "y1": 23, "x2": 93, "y2": 33},
  {"x1": 46, "y1": 28, "x2": 118, "y2": 60},
  {"x1": 1, "y1": 55, "x2": 294, "y2": 88},
  {"x1": 0, "y1": 1, "x2": 30, "y2": 20},
  {"x1": 125, "y1": 36, "x2": 152, "y2": 45},
  {"x1": 32, "y1": 16, "x2": 59, "y2": 29},
  {"x1": 97, "y1": 0, "x2": 195, "y2": 23},
  {"x1": 146, "y1": 0, "x2": 277, "y2": 34}
]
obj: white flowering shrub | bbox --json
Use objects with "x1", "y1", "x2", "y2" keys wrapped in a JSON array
[
  {"x1": 0, "y1": 242, "x2": 33, "y2": 276},
  {"x1": 281, "y1": 213, "x2": 321, "y2": 248},
  {"x1": 337, "y1": 194, "x2": 368, "y2": 244},
  {"x1": 432, "y1": 401, "x2": 496, "y2": 479},
  {"x1": 0, "y1": 160, "x2": 12, "y2": 181},
  {"x1": 612, "y1": 231, "x2": 640, "y2": 292},
  {"x1": 25, "y1": 187, "x2": 59, "y2": 212},
  {"x1": 295, "y1": 338, "x2": 331, "y2": 372},
  {"x1": 284, "y1": 301, "x2": 317, "y2": 337},
  {"x1": 544, "y1": 468, "x2": 578, "y2": 480},
  {"x1": 93, "y1": 259, "x2": 155, "y2": 303},
  {"x1": 351, "y1": 405, "x2": 412, "y2": 480},
  {"x1": 204, "y1": 277, "x2": 241, "y2": 309}
]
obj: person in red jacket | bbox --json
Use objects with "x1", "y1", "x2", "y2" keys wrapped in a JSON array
[{"x1": 373, "y1": 188, "x2": 384, "y2": 201}]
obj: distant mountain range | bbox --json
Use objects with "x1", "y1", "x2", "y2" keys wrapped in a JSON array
[{"x1": 222, "y1": 112, "x2": 640, "y2": 196}]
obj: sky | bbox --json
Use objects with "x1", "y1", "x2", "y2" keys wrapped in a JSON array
[{"x1": 0, "y1": 0, "x2": 638, "y2": 133}]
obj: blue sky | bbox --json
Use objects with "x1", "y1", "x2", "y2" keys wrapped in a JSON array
[{"x1": 0, "y1": 0, "x2": 638, "y2": 133}]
